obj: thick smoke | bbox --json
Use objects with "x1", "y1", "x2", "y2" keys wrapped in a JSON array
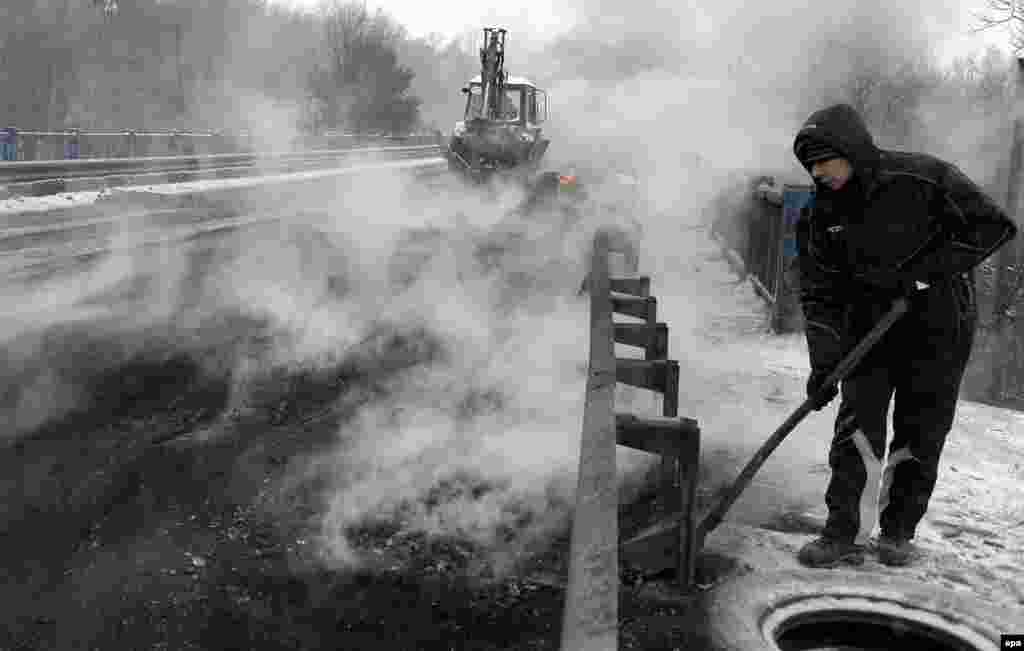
[{"x1": 285, "y1": 173, "x2": 643, "y2": 572}]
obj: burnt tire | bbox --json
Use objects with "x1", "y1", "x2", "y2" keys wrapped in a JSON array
[{"x1": 700, "y1": 569, "x2": 1024, "y2": 651}]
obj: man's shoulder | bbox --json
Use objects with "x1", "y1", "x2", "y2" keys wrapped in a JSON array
[{"x1": 877, "y1": 150, "x2": 951, "y2": 186}]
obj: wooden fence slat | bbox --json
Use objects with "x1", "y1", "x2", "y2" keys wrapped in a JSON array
[
  {"x1": 610, "y1": 295, "x2": 656, "y2": 320},
  {"x1": 614, "y1": 358, "x2": 676, "y2": 393},
  {"x1": 615, "y1": 413, "x2": 699, "y2": 457},
  {"x1": 613, "y1": 322, "x2": 667, "y2": 354},
  {"x1": 609, "y1": 276, "x2": 650, "y2": 297}
]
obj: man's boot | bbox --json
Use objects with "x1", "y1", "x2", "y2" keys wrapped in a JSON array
[
  {"x1": 796, "y1": 536, "x2": 865, "y2": 568},
  {"x1": 876, "y1": 534, "x2": 915, "y2": 566}
]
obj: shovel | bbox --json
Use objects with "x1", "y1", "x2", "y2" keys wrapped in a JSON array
[{"x1": 695, "y1": 296, "x2": 910, "y2": 544}]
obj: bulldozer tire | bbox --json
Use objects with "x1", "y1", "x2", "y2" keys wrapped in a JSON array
[{"x1": 699, "y1": 568, "x2": 1023, "y2": 651}]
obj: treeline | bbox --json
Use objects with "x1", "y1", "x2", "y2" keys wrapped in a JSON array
[{"x1": 0, "y1": 0, "x2": 477, "y2": 134}]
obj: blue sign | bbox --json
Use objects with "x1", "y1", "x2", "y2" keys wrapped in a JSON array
[
  {"x1": 1, "y1": 127, "x2": 16, "y2": 161},
  {"x1": 781, "y1": 185, "x2": 815, "y2": 260},
  {"x1": 772, "y1": 183, "x2": 817, "y2": 332}
]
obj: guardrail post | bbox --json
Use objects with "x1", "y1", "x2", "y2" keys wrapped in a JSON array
[
  {"x1": 211, "y1": 130, "x2": 226, "y2": 154},
  {"x1": 64, "y1": 129, "x2": 80, "y2": 160},
  {"x1": 124, "y1": 130, "x2": 137, "y2": 158},
  {"x1": 22, "y1": 131, "x2": 37, "y2": 161}
]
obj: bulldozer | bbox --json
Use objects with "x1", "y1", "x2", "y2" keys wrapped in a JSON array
[{"x1": 445, "y1": 28, "x2": 555, "y2": 187}]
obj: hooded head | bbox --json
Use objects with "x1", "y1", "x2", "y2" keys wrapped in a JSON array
[{"x1": 793, "y1": 103, "x2": 880, "y2": 192}]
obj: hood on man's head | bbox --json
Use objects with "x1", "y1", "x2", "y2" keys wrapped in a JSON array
[{"x1": 793, "y1": 103, "x2": 880, "y2": 175}]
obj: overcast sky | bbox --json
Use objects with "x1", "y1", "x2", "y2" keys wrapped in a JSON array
[
  {"x1": 274, "y1": 0, "x2": 577, "y2": 40},
  {"x1": 274, "y1": 0, "x2": 1013, "y2": 64}
]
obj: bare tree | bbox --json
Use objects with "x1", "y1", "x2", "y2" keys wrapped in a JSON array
[
  {"x1": 1, "y1": 1, "x2": 444, "y2": 134},
  {"x1": 394, "y1": 35, "x2": 476, "y2": 131},
  {"x1": 311, "y1": 2, "x2": 419, "y2": 132},
  {"x1": 973, "y1": 0, "x2": 1024, "y2": 53},
  {"x1": 91, "y1": 0, "x2": 118, "y2": 17}
]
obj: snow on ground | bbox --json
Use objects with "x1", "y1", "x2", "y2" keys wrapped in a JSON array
[
  {"x1": 0, "y1": 157, "x2": 446, "y2": 216},
  {"x1": 658, "y1": 225, "x2": 1024, "y2": 608},
  {"x1": 0, "y1": 189, "x2": 111, "y2": 216}
]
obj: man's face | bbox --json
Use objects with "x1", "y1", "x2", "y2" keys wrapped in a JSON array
[{"x1": 811, "y1": 157, "x2": 853, "y2": 191}]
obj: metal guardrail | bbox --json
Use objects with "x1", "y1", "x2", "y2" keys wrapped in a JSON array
[
  {"x1": 0, "y1": 144, "x2": 441, "y2": 183},
  {"x1": 0, "y1": 144, "x2": 444, "y2": 197},
  {"x1": 0, "y1": 153, "x2": 450, "y2": 278},
  {"x1": 747, "y1": 181, "x2": 786, "y2": 305},
  {"x1": 560, "y1": 229, "x2": 701, "y2": 651},
  {"x1": 0, "y1": 127, "x2": 441, "y2": 162},
  {"x1": 710, "y1": 178, "x2": 810, "y2": 333}
]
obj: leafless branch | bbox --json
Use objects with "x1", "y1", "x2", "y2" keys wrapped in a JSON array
[{"x1": 971, "y1": 0, "x2": 1024, "y2": 52}]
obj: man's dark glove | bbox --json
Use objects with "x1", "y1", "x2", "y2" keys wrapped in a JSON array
[{"x1": 806, "y1": 368, "x2": 839, "y2": 411}]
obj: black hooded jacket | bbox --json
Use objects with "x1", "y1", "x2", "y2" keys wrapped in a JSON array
[{"x1": 792, "y1": 104, "x2": 1017, "y2": 375}]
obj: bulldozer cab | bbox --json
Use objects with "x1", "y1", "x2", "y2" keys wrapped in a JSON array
[
  {"x1": 446, "y1": 28, "x2": 551, "y2": 179},
  {"x1": 462, "y1": 78, "x2": 547, "y2": 126}
]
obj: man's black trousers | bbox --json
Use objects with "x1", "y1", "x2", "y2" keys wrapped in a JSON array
[{"x1": 822, "y1": 275, "x2": 977, "y2": 545}]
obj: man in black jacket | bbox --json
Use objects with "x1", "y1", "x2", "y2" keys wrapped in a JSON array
[{"x1": 792, "y1": 103, "x2": 1017, "y2": 567}]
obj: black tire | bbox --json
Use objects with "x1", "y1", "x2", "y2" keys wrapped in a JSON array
[{"x1": 701, "y1": 569, "x2": 1024, "y2": 651}]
